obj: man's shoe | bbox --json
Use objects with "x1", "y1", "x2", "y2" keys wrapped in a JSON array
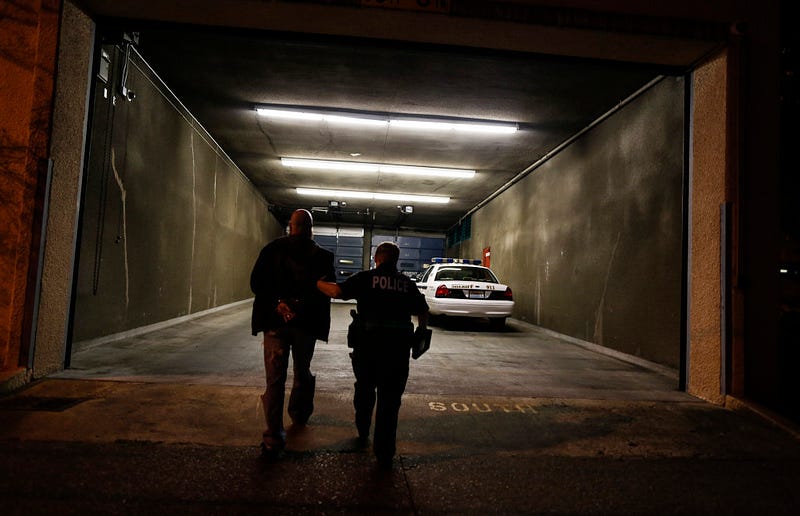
[
  {"x1": 376, "y1": 454, "x2": 393, "y2": 470},
  {"x1": 260, "y1": 442, "x2": 283, "y2": 462},
  {"x1": 290, "y1": 415, "x2": 309, "y2": 426},
  {"x1": 356, "y1": 421, "x2": 370, "y2": 441}
]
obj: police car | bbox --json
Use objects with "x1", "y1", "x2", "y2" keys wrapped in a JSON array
[{"x1": 415, "y1": 258, "x2": 514, "y2": 328}]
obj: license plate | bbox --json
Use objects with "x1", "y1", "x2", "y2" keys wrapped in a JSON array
[{"x1": 468, "y1": 290, "x2": 486, "y2": 299}]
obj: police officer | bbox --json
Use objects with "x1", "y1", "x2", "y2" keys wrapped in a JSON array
[{"x1": 317, "y1": 241, "x2": 429, "y2": 468}]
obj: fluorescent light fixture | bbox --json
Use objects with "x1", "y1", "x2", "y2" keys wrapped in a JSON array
[
  {"x1": 256, "y1": 108, "x2": 388, "y2": 127},
  {"x1": 282, "y1": 158, "x2": 378, "y2": 173},
  {"x1": 296, "y1": 187, "x2": 449, "y2": 204},
  {"x1": 389, "y1": 119, "x2": 517, "y2": 134},
  {"x1": 379, "y1": 164, "x2": 474, "y2": 179},
  {"x1": 324, "y1": 115, "x2": 388, "y2": 127},
  {"x1": 281, "y1": 158, "x2": 474, "y2": 179},
  {"x1": 256, "y1": 108, "x2": 324, "y2": 121},
  {"x1": 256, "y1": 106, "x2": 516, "y2": 134}
]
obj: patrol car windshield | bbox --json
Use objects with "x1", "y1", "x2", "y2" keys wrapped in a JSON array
[{"x1": 433, "y1": 266, "x2": 498, "y2": 283}]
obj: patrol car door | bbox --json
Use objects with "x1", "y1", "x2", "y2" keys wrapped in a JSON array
[{"x1": 415, "y1": 266, "x2": 434, "y2": 294}]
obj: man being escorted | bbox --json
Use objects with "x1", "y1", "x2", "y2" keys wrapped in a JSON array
[
  {"x1": 250, "y1": 209, "x2": 335, "y2": 460},
  {"x1": 317, "y1": 241, "x2": 429, "y2": 468}
]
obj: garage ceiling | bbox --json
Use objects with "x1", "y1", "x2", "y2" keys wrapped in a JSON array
[
  {"x1": 81, "y1": 0, "x2": 728, "y2": 233},
  {"x1": 134, "y1": 27, "x2": 672, "y2": 233}
]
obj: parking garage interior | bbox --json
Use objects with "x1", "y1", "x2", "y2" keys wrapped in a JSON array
[
  {"x1": 3, "y1": 0, "x2": 796, "y2": 429},
  {"x1": 67, "y1": 22, "x2": 685, "y2": 377},
  {"x1": 72, "y1": 23, "x2": 685, "y2": 369}
]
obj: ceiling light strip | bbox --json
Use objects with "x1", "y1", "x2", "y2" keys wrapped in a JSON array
[
  {"x1": 296, "y1": 187, "x2": 450, "y2": 204},
  {"x1": 389, "y1": 119, "x2": 517, "y2": 134},
  {"x1": 257, "y1": 108, "x2": 388, "y2": 127},
  {"x1": 378, "y1": 164, "x2": 474, "y2": 178},
  {"x1": 257, "y1": 107, "x2": 516, "y2": 134},
  {"x1": 282, "y1": 158, "x2": 379, "y2": 173},
  {"x1": 324, "y1": 115, "x2": 388, "y2": 127},
  {"x1": 256, "y1": 108, "x2": 324, "y2": 121},
  {"x1": 282, "y1": 158, "x2": 474, "y2": 178}
]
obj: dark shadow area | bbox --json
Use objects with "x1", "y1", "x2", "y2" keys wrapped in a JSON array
[{"x1": 427, "y1": 314, "x2": 521, "y2": 333}]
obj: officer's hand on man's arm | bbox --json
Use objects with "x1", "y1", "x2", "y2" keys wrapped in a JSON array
[{"x1": 317, "y1": 278, "x2": 343, "y2": 299}]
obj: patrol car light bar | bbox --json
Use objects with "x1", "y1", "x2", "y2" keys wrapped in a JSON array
[{"x1": 430, "y1": 257, "x2": 483, "y2": 265}]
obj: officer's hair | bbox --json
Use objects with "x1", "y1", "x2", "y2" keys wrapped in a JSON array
[{"x1": 375, "y1": 241, "x2": 400, "y2": 266}]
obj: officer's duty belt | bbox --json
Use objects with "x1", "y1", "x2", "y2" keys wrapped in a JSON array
[{"x1": 361, "y1": 320, "x2": 413, "y2": 331}]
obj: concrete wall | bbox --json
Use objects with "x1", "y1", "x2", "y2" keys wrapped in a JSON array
[
  {"x1": 688, "y1": 53, "x2": 728, "y2": 404},
  {"x1": 71, "y1": 45, "x2": 282, "y2": 343},
  {"x1": 457, "y1": 76, "x2": 685, "y2": 369},
  {"x1": 31, "y1": 0, "x2": 94, "y2": 377},
  {"x1": 0, "y1": 0, "x2": 60, "y2": 378}
]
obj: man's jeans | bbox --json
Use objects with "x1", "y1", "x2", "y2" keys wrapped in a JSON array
[{"x1": 261, "y1": 327, "x2": 317, "y2": 449}]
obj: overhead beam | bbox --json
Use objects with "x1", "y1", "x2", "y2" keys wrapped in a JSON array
[{"x1": 72, "y1": 0, "x2": 731, "y2": 67}]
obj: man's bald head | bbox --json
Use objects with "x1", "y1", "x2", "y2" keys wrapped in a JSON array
[{"x1": 288, "y1": 209, "x2": 313, "y2": 237}]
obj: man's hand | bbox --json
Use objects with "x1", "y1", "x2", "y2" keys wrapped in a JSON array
[{"x1": 276, "y1": 300, "x2": 296, "y2": 322}]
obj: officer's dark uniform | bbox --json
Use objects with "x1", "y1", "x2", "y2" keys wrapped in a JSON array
[{"x1": 338, "y1": 261, "x2": 429, "y2": 464}]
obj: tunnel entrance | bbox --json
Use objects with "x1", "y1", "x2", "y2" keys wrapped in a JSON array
[{"x1": 66, "y1": 21, "x2": 687, "y2": 394}]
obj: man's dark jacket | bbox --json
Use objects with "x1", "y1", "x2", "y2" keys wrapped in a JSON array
[{"x1": 250, "y1": 235, "x2": 335, "y2": 341}]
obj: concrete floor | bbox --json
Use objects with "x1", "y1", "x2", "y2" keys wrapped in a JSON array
[
  {"x1": 1, "y1": 301, "x2": 799, "y2": 514},
  {"x1": 59, "y1": 300, "x2": 683, "y2": 399}
]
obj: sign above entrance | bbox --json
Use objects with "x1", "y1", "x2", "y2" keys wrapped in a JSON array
[{"x1": 360, "y1": 0, "x2": 451, "y2": 15}]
